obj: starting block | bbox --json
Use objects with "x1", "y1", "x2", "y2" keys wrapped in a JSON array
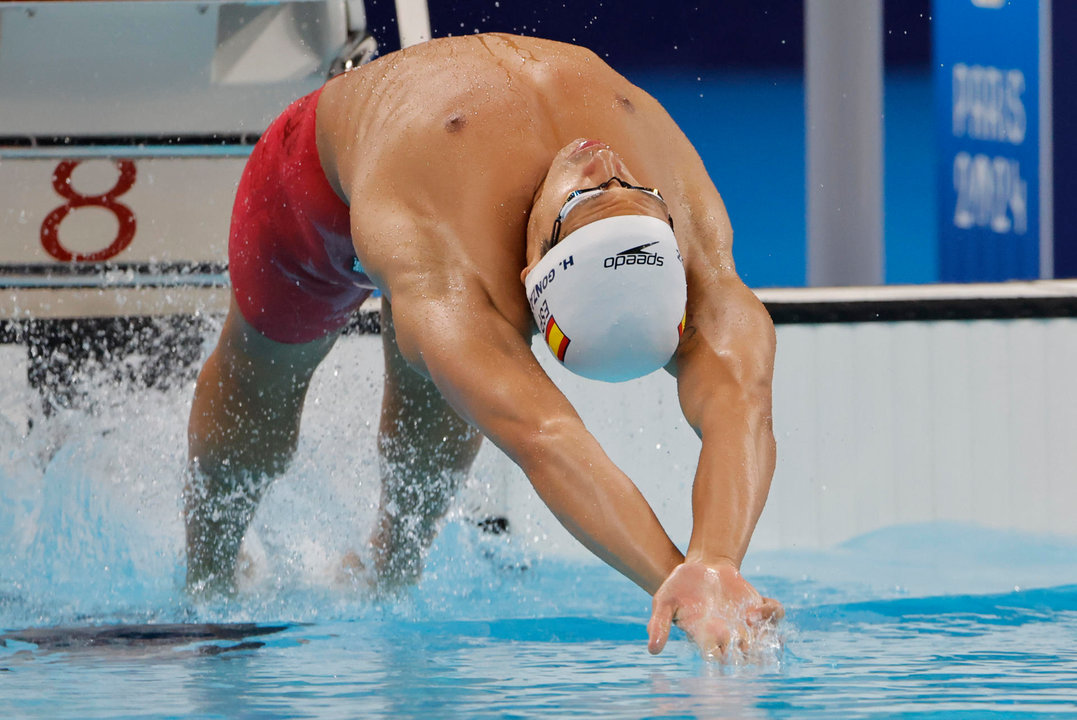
[{"x1": 0, "y1": 0, "x2": 378, "y2": 409}]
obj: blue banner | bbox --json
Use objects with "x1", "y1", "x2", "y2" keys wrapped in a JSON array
[{"x1": 934, "y1": 0, "x2": 1042, "y2": 282}]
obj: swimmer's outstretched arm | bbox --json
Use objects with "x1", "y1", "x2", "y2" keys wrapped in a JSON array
[
  {"x1": 648, "y1": 252, "x2": 784, "y2": 658},
  {"x1": 388, "y1": 284, "x2": 685, "y2": 595}
]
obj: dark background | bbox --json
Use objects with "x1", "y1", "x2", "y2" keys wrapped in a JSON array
[
  {"x1": 360, "y1": 0, "x2": 938, "y2": 287},
  {"x1": 359, "y1": 2, "x2": 1076, "y2": 283},
  {"x1": 362, "y1": 0, "x2": 933, "y2": 70}
]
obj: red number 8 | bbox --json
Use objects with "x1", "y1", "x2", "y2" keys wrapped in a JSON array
[{"x1": 41, "y1": 159, "x2": 137, "y2": 262}]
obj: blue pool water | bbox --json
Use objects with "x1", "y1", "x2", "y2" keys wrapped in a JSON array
[
  {"x1": 2, "y1": 523, "x2": 1075, "y2": 719},
  {"x1": 1, "y1": 367, "x2": 1076, "y2": 719}
]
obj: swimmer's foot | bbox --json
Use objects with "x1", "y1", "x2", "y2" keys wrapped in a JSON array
[
  {"x1": 365, "y1": 514, "x2": 431, "y2": 593},
  {"x1": 335, "y1": 550, "x2": 378, "y2": 591},
  {"x1": 185, "y1": 536, "x2": 244, "y2": 602},
  {"x1": 184, "y1": 570, "x2": 237, "y2": 604}
]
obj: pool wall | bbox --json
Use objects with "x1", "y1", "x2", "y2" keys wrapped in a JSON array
[
  {"x1": 4, "y1": 291, "x2": 1073, "y2": 565},
  {"x1": 463, "y1": 304, "x2": 1077, "y2": 557}
]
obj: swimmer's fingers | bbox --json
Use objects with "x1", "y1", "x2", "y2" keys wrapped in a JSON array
[
  {"x1": 744, "y1": 596, "x2": 785, "y2": 628},
  {"x1": 759, "y1": 596, "x2": 785, "y2": 623},
  {"x1": 699, "y1": 620, "x2": 734, "y2": 661},
  {"x1": 647, "y1": 597, "x2": 675, "y2": 655},
  {"x1": 735, "y1": 597, "x2": 783, "y2": 654},
  {"x1": 668, "y1": 607, "x2": 734, "y2": 660},
  {"x1": 673, "y1": 612, "x2": 734, "y2": 661}
]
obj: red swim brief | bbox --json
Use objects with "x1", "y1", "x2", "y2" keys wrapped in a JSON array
[{"x1": 229, "y1": 84, "x2": 375, "y2": 344}]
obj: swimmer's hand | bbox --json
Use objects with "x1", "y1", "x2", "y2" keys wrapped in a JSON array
[{"x1": 647, "y1": 560, "x2": 783, "y2": 661}]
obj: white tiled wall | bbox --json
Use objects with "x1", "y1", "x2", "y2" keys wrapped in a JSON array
[
  {"x1": 760, "y1": 318, "x2": 1077, "y2": 550},
  {"x1": 7, "y1": 311, "x2": 1074, "y2": 562},
  {"x1": 470, "y1": 317, "x2": 1077, "y2": 556}
]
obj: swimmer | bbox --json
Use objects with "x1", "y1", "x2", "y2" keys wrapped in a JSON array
[{"x1": 186, "y1": 33, "x2": 782, "y2": 658}]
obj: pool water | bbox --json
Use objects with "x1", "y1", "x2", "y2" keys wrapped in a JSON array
[
  {"x1": 1, "y1": 348, "x2": 1076, "y2": 719},
  {"x1": 2, "y1": 531, "x2": 1075, "y2": 719}
]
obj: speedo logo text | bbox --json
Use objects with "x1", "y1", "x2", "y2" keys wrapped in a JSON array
[{"x1": 604, "y1": 241, "x2": 665, "y2": 269}]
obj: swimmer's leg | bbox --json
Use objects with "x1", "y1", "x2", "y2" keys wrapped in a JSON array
[
  {"x1": 372, "y1": 297, "x2": 484, "y2": 587},
  {"x1": 185, "y1": 296, "x2": 340, "y2": 596}
]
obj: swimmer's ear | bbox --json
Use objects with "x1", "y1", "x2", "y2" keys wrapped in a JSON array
[{"x1": 520, "y1": 237, "x2": 552, "y2": 286}]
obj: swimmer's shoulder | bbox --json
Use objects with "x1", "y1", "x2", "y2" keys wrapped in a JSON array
[
  {"x1": 328, "y1": 33, "x2": 624, "y2": 108},
  {"x1": 404, "y1": 33, "x2": 609, "y2": 70},
  {"x1": 321, "y1": 37, "x2": 563, "y2": 173}
]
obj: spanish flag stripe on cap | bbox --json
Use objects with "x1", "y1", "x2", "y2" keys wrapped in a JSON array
[
  {"x1": 545, "y1": 316, "x2": 570, "y2": 362},
  {"x1": 678, "y1": 311, "x2": 687, "y2": 336}
]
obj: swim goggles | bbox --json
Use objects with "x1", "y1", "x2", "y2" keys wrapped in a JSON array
[{"x1": 550, "y1": 176, "x2": 673, "y2": 248}]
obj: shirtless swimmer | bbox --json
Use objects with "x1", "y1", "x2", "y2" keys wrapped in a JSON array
[{"x1": 186, "y1": 33, "x2": 782, "y2": 659}]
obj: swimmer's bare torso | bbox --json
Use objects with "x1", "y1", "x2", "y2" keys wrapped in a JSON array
[
  {"x1": 315, "y1": 33, "x2": 733, "y2": 360},
  {"x1": 189, "y1": 33, "x2": 780, "y2": 658}
]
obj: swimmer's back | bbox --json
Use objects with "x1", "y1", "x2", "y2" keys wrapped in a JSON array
[
  {"x1": 316, "y1": 34, "x2": 691, "y2": 205},
  {"x1": 314, "y1": 33, "x2": 727, "y2": 328}
]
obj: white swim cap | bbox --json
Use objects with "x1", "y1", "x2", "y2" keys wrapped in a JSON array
[{"x1": 524, "y1": 215, "x2": 687, "y2": 382}]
